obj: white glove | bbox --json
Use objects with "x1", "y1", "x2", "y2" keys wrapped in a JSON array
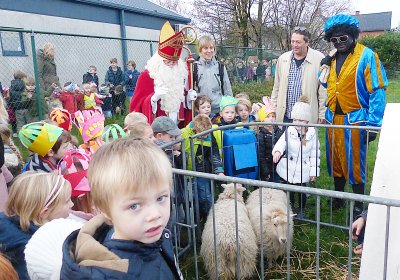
[
  {"x1": 151, "y1": 86, "x2": 168, "y2": 114},
  {"x1": 187, "y1": 89, "x2": 197, "y2": 101},
  {"x1": 186, "y1": 89, "x2": 197, "y2": 109}
]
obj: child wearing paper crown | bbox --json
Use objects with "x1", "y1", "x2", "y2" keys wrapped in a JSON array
[
  {"x1": 74, "y1": 110, "x2": 105, "y2": 154},
  {"x1": 60, "y1": 138, "x2": 183, "y2": 279},
  {"x1": 58, "y1": 82, "x2": 83, "y2": 118},
  {"x1": 257, "y1": 96, "x2": 283, "y2": 182},
  {"x1": 272, "y1": 96, "x2": 320, "y2": 216},
  {"x1": 19, "y1": 122, "x2": 72, "y2": 172},
  {"x1": 0, "y1": 172, "x2": 73, "y2": 279},
  {"x1": 213, "y1": 96, "x2": 239, "y2": 126}
]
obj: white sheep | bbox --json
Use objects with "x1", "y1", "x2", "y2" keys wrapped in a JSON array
[
  {"x1": 200, "y1": 183, "x2": 258, "y2": 279},
  {"x1": 246, "y1": 187, "x2": 294, "y2": 267}
]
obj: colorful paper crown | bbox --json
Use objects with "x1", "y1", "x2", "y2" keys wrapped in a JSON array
[
  {"x1": 101, "y1": 124, "x2": 127, "y2": 143},
  {"x1": 324, "y1": 14, "x2": 359, "y2": 32},
  {"x1": 74, "y1": 110, "x2": 105, "y2": 143},
  {"x1": 19, "y1": 122, "x2": 64, "y2": 156},
  {"x1": 258, "y1": 96, "x2": 275, "y2": 122},
  {"x1": 158, "y1": 21, "x2": 184, "y2": 61},
  {"x1": 50, "y1": 108, "x2": 72, "y2": 131},
  {"x1": 58, "y1": 149, "x2": 91, "y2": 197},
  {"x1": 219, "y1": 96, "x2": 238, "y2": 111}
]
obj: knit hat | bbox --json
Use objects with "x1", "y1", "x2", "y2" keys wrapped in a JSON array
[
  {"x1": 19, "y1": 122, "x2": 64, "y2": 156},
  {"x1": 291, "y1": 96, "x2": 312, "y2": 122},
  {"x1": 219, "y1": 96, "x2": 238, "y2": 111},
  {"x1": 324, "y1": 14, "x2": 359, "y2": 33},
  {"x1": 151, "y1": 116, "x2": 181, "y2": 136},
  {"x1": 258, "y1": 96, "x2": 275, "y2": 122},
  {"x1": 25, "y1": 218, "x2": 83, "y2": 280}
]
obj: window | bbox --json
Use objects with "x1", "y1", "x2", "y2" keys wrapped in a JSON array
[{"x1": 0, "y1": 31, "x2": 26, "y2": 56}]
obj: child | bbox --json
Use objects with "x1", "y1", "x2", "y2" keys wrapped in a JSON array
[
  {"x1": 82, "y1": 83, "x2": 103, "y2": 111},
  {"x1": 235, "y1": 98, "x2": 255, "y2": 123},
  {"x1": 0, "y1": 125, "x2": 13, "y2": 212},
  {"x1": 9, "y1": 70, "x2": 27, "y2": 133},
  {"x1": 126, "y1": 121, "x2": 155, "y2": 140},
  {"x1": 152, "y1": 116, "x2": 182, "y2": 157},
  {"x1": 0, "y1": 172, "x2": 73, "y2": 279},
  {"x1": 99, "y1": 84, "x2": 112, "y2": 118},
  {"x1": 101, "y1": 124, "x2": 127, "y2": 143},
  {"x1": 257, "y1": 96, "x2": 283, "y2": 182},
  {"x1": 194, "y1": 95, "x2": 212, "y2": 117},
  {"x1": 0, "y1": 254, "x2": 18, "y2": 280},
  {"x1": 235, "y1": 92, "x2": 263, "y2": 121},
  {"x1": 58, "y1": 82, "x2": 83, "y2": 117},
  {"x1": 272, "y1": 96, "x2": 320, "y2": 216},
  {"x1": 112, "y1": 85, "x2": 126, "y2": 115},
  {"x1": 181, "y1": 114, "x2": 223, "y2": 218},
  {"x1": 23, "y1": 77, "x2": 49, "y2": 122},
  {"x1": 124, "y1": 111, "x2": 148, "y2": 127},
  {"x1": 49, "y1": 108, "x2": 72, "y2": 131},
  {"x1": 61, "y1": 138, "x2": 183, "y2": 279},
  {"x1": 74, "y1": 110, "x2": 105, "y2": 154},
  {"x1": 58, "y1": 149, "x2": 93, "y2": 215},
  {"x1": 214, "y1": 96, "x2": 238, "y2": 126},
  {"x1": 20, "y1": 122, "x2": 72, "y2": 172},
  {"x1": 124, "y1": 60, "x2": 140, "y2": 102},
  {"x1": 82, "y1": 66, "x2": 99, "y2": 88}
]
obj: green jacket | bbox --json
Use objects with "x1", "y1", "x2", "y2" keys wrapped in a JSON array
[{"x1": 25, "y1": 89, "x2": 49, "y2": 119}]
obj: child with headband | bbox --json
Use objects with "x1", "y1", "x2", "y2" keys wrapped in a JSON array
[{"x1": 0, "y1": 172, "x2": 73, "y2": 279}]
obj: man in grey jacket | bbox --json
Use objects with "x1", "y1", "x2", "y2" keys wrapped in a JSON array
[
  {"x1": 271, "y1": 27, "x2": 326, "y2": 124},
  {"x1": 194, "y1": 36, "x2": 233, "y2": 116}
]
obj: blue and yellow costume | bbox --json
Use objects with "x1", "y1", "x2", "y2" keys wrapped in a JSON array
[{"x1": 325, "y1": 42, "x2": 387, "y2": 184}]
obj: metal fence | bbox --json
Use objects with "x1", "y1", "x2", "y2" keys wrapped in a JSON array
[{"x1": 163, "y1": 122, "x2": 397, "y2": 279}]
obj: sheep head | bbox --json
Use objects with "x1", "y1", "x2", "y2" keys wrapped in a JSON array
[
  {"x1": 266, "y1": 208, "x2": 293, "y2": 244},
  {"x1": 218, "y1": 183, "x2": 246, "y2": 202}
]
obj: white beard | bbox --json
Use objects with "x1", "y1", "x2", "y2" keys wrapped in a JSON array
[{"x1": 146, "y1": 54, "x2": 187, "y2": 114}]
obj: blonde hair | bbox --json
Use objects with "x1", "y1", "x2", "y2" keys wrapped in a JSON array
[
  {"x1": 124, "y1": 112, "x2": 148, "y2": 127},
  {"x1": 235, "y1": 92, "x2": 250, "y2": 101},
  {"x1": 24, "y1": 77, "x2": 36, "y2": 86},
  {"x1": 236, "y1": 99, "x2": 252, "y2": 112},
  {"x1": 88, "y1": 138, "x2": 172, "y2": 216},
  {"x1": 43, "y1": 43, "x2": 55, "y2": 58},
  {"x1": 5, "y1": 172, "x2": 71, "y2": 231},
  {"x1": 193, "y1": 114, "x2": 212, "y2": 133},
  {"x1": 126, "y1": 121, "x2": 152, "y2": 138},
  {"x1": 197, "y1": 35, "x2": 216, "y2": 54},
  {"x1": 0, "y1": 254, "x2": 18, "y2": 280},
  {"x1": 0, "y1": 96, "x2": 9, "y2": 125}
]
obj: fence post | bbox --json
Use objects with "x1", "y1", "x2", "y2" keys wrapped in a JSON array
[
  {"x1": 30, "y1": 31, "x2": 43, "y2": 120},
  {"x1": 119, "y1": 10, "x2": 128, "y2": 70},
  {"x1": 149, "y1": 42, "x2": 154, "y2": 57}
]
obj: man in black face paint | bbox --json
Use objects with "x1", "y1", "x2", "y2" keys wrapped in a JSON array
[{"x1": 320, "y1": 14, "x2": 388, "y2": 217}]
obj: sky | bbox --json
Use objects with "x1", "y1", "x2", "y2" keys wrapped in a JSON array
[{"x1": 350, "y1": 0, "x2": 399, "y2": 28}]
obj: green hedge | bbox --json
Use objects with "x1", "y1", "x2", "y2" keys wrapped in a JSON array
[
  {"x1": 359, "y1": 32, "x2": 400, "y2": 77},
  {"x1": 232, "y1": 80, "x2": 274, "y2": 103}
]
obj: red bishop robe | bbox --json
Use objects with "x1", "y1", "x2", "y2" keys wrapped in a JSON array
[{"x1": 129, "y1": 69, "x2": 192, "y2": 127}]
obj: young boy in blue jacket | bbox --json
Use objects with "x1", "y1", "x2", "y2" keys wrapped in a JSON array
[{"x1": 61, "y1": 138, "x2": 183, "y2": 279}]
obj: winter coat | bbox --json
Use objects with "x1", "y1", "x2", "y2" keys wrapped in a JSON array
[
  {"x1": 124, "y1": 69, "x2": 140, "y2": 93},
  {"x1": 270, "y1": 47, "x2": 326, "y2": 124},
  {"x1": 61, "y1": 214, "x2": 183, "y2": 280},
  {"x1": 105, "y1": 66, "x2": 124, "y2": 90},
  {"x1": 272, "y1": 126, "x2": 320, "y2": 184},
  {"x1": 37, "y1": 49, "x2": 59, "y2": 96},
  {"x1": 181, "y1": 122, "x2": 223, "y2": 174},
  {"x1": 194, "y1": 57, "x2": 232, "y2": 115},
  {"x1": 9, "y1": 79, "x2": 27, "y2": 109},
  {"x1": 26, "y1": 89, "x2": 49, "y2": 119},
  {"x1": 258, "y1": 126, "x2": 283, "y2": 181},
  {"x1": 59, "y1": 90, "x2": 83, "y2": 115},
  {"x1": 0, "y1": 213, "x2": 39, "y2": 280},
  {"x1": 82, "y1": 72, "x2": 99, "y2": 88}
]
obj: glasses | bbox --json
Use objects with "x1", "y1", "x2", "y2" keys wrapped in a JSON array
[{"x1": 330, "y1": 35, "x2": 349, "y2": 43}]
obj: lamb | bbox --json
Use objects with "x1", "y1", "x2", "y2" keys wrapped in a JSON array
[
  {"x1": 200, "y1": 183, "x2": 258, "y2": 279},
  {"x1": 246, "y1": 187, "x2": 294, "y2": 267}
]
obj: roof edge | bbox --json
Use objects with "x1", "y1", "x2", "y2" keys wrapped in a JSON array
[{"x1": 71, "y1": 0, "x2": 190, "y2": 23}]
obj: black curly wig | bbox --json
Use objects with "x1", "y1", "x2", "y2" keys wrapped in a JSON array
[{"x1": 324, "y1": 24, "x2": 361, "y2": 42}]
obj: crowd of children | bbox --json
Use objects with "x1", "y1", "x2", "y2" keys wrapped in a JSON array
[{"x1": 0, "y1": 65, "x2": 322, "y2": 279}]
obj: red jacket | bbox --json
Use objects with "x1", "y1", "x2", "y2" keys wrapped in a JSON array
[
  {"x1": 59, "y1": 91, "x2": 83, "y2": 115},
  {"x1": 129, "y1": 69, "x2": 191, "y2": 126}
]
